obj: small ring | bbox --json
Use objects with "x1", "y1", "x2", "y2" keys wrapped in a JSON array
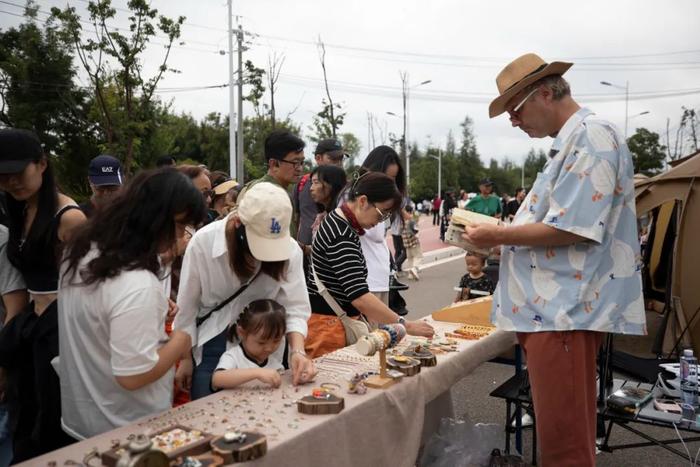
[{"x1": 320, "y1": 382, "x2": 341, "y2": 392}]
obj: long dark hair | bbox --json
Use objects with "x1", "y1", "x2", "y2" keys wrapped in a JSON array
[
  {"x1": 360, "y1": 145, "x2": 406, "y2": 195},
  {"x1": 225, "y1": 218, "x2": 287, "y2": 281},
  {"x1": 5, "y1": 150, "x2": 59, "y2": 258},
  {"x1": 312, "y1": 165, "x2": 347, "y2": 213},
  {"x1": 62, "y1": 169, "x2": 206, "y2": 285},
  {"x1": 227, "y1": 299, "x2": 286, "y2": 343},
  {"x1": 348, "y1": 171, "x2": 402, "y2": 211}
]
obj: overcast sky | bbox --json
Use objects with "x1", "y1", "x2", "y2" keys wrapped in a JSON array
[{"x1": 2, "y1": 0, "x2": 700, "y2": 166}]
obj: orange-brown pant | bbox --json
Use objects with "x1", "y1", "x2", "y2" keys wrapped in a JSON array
[{"x1": 517, "y1": 330, "x2": 604, "y2": 467}]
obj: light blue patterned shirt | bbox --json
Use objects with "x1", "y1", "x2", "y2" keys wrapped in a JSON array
[{"x1": 492, "y1": 108, "x2": 646, "y2": 335}]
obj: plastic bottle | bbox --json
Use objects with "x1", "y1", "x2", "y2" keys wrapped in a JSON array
[{"x1": 680, "y1": 349, "x2": 699, "y2": 408}]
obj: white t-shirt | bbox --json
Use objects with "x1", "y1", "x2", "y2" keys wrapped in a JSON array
[
  {"x1": 58, "y1": 247, "x2": 173, "y2": 439},
  {"x1": 359, "y1": 222, "x2": 390, "y2": 292},
  {"x1": 216, "y1": 343, "x2": 285, "y2": 372}
]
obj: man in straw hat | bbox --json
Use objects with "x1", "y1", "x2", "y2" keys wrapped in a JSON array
[{"x1": 465, "y1": 53, "x2": 645, "y2": 466}]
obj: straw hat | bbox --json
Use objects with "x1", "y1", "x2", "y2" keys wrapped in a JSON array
[{"x1": 489, "y1": 53, "x2": 572, "y2": 118}]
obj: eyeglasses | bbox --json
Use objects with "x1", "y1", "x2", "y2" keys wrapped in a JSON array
[
  {"x1": 509, "y1": 87, "x2": 539, "y2": 116},
  {"x1": 372, "y1": 204, "x2": 392, "y2": 222},
  {"x1": 201, "y1": 189, "x2": 214, "y2": 199},
  {"x1": 277, "y1": 159, "x2": 305, "y2": 169}
]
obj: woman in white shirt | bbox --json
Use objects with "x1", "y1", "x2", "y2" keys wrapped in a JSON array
[
  {"x1": 58, "y1": 169, "x2": 204, "y2": 439},
  {"x1": 358, "y1": 146, "x2": 407, "y2": 304},
  {"x1": 173, "y1": 182, "x2": 316, "y2": 399}
]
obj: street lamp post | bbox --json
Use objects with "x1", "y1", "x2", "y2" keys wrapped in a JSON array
[
  {"x1": 429, "y1": 150, "x2": 442, "y2": 199},
  {"x1": 388, "y1": 74, "x2": 431, "y2": 197},
  {"x1": 600, "y1": 80, "x2": 630, "y2": 139}
]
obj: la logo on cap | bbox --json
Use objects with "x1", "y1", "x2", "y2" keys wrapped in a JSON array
[
  {"x1": 102, "y1": 167, "x2": 114, "y2": 173},
  {"x1": 270, "y1": 218, "x2": 281, "y2": 235}
]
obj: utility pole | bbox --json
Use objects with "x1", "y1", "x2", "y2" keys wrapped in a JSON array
[
  {"x1": 236, "y1": 22, "x2": 244, "y2": 182},
  {"x1": 400, "y1": 72, "x2": 408, "y2": 193},
  {"x1": 227, "y1": 0, "x2": 237, "y2": 179}
]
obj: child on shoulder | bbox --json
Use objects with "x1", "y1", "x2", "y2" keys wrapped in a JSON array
[
  {"x1": 454, "y1": 251, "x2": 496, "y2": 302},
  {"x1": 211, "y1": 299, "x2": 287, "y2": 390}
]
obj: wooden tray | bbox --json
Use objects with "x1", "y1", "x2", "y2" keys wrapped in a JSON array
[
  {"x1": 210, "y1": 432, "x2": 267, "y2": 464},
  {"x1": 101, "y1": 425, "x2": 213, "y2": 467}
]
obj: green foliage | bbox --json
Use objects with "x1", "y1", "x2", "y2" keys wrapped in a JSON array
[
  {"x1": 309, "y1": 99, "x2": 345, "y2": 143},
  {"x1": 627, "y1": 127, "x2": 666, "y2": 176},
  {"x1": 0, "y1": 3, "x2": 99, "y2": 199},
  {"x1": 456, "y1": 116, "x2": 484, "y2": 192},
  {"x1": 50, "y1": 0, "x2": 185, "y2": 173},
  {"x1": 339, "y1": 132, "x2": 361, "y2": 168}
]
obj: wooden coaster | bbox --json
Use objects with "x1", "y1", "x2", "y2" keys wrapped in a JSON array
[
  {"x1": 387, "y1": 355, "x2": 421, "y2": 376},
  {"x1": 297, "y1": 394, "x2": 345, "y2": 414},
  {"x1": 210, "y1": 432, "x2": 267, "y2": 463},
  {"x1": 403, "y1": 348, "x2": 437, "y2": 367}
]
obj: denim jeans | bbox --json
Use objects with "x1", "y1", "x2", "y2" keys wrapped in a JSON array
[{"x1": 190, "y1": 330, "x2": 227, "y2": 400}]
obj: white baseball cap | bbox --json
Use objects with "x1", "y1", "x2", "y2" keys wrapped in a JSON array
[{"x1": 237, "y1": 182, "x2": 293, "y2": 262}]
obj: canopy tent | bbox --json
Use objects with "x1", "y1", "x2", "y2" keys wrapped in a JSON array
[{"x1": 635, "y1": 150, "x2": 700, "y2": 356}]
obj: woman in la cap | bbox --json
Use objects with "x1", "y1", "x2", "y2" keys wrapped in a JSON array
[
  {"x1": 173, "y1": 182, "x2": 316, "y2": 399},
  {"x1": 305, "y1": 171, "x2": 434, "y2": 358}
]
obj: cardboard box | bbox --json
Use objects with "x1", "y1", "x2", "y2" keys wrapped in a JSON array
[{"x1": 431, "y1": 296, "x2": 494, "y2": 327}]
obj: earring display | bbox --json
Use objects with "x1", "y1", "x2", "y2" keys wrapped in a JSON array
[{"x1": 403, "y1": 343, "x2": 438, "y2": 367}]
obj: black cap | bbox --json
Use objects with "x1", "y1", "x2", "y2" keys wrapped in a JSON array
[
  {"x1": 479, "y1": 178, "x2": 494, "y2": 186},
  {"x1": 314, "y1": 139, "x2": 347, "y2": 159},
  {"x1": 0, "y1": 128, "x2": 42, "y2": 174},
  {"x1": 88, "y1": 155, "x2": 123, "y2": 186}
]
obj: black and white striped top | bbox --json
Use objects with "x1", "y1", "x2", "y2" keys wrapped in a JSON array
[{"x1": 307, "y1": 209, "x2": 369, "y2": 317}]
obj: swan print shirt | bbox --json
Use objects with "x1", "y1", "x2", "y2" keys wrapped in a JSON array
[{"x1": 492, "y1": 108, "x2": 646, "y2": 335}]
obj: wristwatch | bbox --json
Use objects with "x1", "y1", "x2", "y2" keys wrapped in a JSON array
[{"x1": 397, "y1": 316, "x2": 406, "y2": 326}]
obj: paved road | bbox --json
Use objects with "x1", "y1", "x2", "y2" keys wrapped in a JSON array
[{"x1": 403, "y1": 255, "x2": 694, "y2": 467}]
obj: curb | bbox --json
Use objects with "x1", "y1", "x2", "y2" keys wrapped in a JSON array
[{"x1": 421, "y1": 245, "x2": 463, "y2": 264}]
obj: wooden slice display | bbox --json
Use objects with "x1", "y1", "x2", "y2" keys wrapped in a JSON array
[
  {"x1": 210, "y1": 431, "x2": 267, "y2": 464},
  {"x1": 387, "y1": 355, "x2": 422, "y2": 376},
  {"x1": 403, "y1": 347, "x2": 437, "y2": 367},
  {"x1": 297, "y1": 394, "x2": 345, "y2": 415}
]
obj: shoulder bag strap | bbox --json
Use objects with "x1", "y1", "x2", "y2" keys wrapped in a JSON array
[
  {"x1": 310, "y1": 254, "x2": 348, "y2": 319},
  {"x1": 196, "y1": 268, "x2": 262, "y2": 327}
]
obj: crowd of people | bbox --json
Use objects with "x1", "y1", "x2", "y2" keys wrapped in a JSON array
[
  {"x1": 0, "y1": 51, "x2": 647, "y2": 467},
  {"x1": 0, "y1": 127, "x2": 434, "y2": 462}
]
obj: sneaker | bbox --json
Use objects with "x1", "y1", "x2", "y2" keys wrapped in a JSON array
[
  {"x1": 409, "y1": 267, "x2": 420, "y2": 280},
  {"x1": 389, "y1": 276, "x2": 409, "y2": 291}
]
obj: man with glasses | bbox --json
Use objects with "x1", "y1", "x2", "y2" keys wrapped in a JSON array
[
  {"x1": 79, "y1": 155, "x2": 123, "y2": 218},
  {"x1": 464, "y1": 53, "x2": 645, "y2": 466},
  {"x1": 238, "y1": 130, "x2": 306, "y2": 235}
]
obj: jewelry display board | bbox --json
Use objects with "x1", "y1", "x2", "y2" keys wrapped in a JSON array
[{"x1": 21, "y1": 319, "x2": 515, "y2": 467}]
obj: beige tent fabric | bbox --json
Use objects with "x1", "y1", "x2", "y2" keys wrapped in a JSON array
[{"x1": 635, "y1": 151, "x2": 700, "y2": 355}]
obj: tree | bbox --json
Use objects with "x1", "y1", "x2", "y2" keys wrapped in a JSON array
[
  {"x1": 0, "y1": 2, "x2": 99, "y2": 199},
  {"x1": 522, "y1": 148, "x2": 548, "y2": 188},
  {"x1": 339, "y1": 132, "x2": 361, "y2": 168},
  {"x1": 51, "y1": 0, "x2": 185, "y2": 174},
  {"x1": 457, "y1": 115, "x2": 484, "y2": 192},
  {"x1": 267, "y1": 52, "x2": 285, "y2": 128},
  {"x1": 242, "y1": 59, "x2": 266, "y2": 118},
  {"x1": 627, "y1": 127, "x2": 666, "y2": 176},
  {"x1": 313, "y1": 37, "x2": 344, "y2": 138}
]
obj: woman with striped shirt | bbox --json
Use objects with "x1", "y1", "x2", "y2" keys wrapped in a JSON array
[{"x1": 304, "y1": 171, "x2": 434, "y2": 358}]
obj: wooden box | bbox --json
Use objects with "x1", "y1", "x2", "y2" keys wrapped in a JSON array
[
  {"x1": 432, "y1": 296, "x2": 493, "y2": 326},
  {"x1": 101, "y1": 425, "x2": 214, "y2": 467}
]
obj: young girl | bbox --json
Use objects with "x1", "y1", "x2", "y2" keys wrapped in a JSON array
[
  {"x1": 454, "y1": 251, "x2": 496, "y2": 302},
  {"x1": 401, "y1": 206, "x2": 422, "y2": 280},
  {"x1": 211, "y1": 299, "x2": 286, "y2": 390}
]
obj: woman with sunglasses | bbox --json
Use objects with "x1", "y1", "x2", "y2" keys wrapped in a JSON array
[
  {"x1": 305, "y1": 171, "x2": 434, "y2": 358},
  {"x1": 172, "y1": 182, "x2": 316, "y2": 399}
]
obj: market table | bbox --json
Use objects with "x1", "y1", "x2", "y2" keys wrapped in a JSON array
[{"x1": 21, "y1": 318, "x2": 516, "y2": 467}]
